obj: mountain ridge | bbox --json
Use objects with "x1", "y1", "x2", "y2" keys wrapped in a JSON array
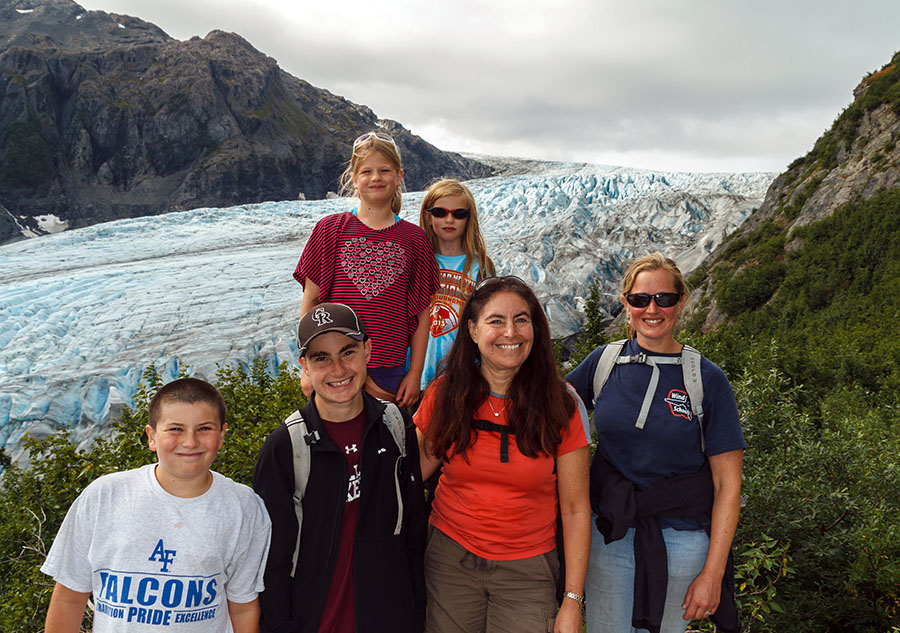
[
  {"x1": 0, "y1": 0, "x2": 491, "y2": 243},
  {"x1": 685, "y1": 51, "x2": 900, "y2": 330}
]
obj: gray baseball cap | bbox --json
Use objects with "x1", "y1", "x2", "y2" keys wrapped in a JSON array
[{"x1": 297, "y1": 303, "x2": 367, "y2": 357}]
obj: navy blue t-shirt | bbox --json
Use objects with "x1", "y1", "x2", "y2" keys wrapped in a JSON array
[{"x1": 566, "y1": 339, "x2": 746, "y2": 529}]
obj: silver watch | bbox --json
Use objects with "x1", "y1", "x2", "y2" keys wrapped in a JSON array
[{"x1": 563, "y1": 591, "x2": 585, "y2": 606}]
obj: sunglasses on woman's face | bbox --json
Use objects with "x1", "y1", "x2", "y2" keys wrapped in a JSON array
[
  {"x1": 428, "y1": 207, "x2": 470, "y2": 219},
  {"x1": 625, "y1": 292, "x2": 681, "y2": 308}
]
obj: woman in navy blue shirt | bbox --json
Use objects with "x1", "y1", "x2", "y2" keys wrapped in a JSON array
[{"x1": 566, "y1": 253, "x2": 745, "y2": 633}]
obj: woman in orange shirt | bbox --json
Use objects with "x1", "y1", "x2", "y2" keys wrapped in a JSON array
[{"x1": 415, "y1": 276, "x2": 590, "y2": 633}]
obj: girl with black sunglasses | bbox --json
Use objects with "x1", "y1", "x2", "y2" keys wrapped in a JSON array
[
  {"x1": 566, "y1": 253, "x2": 746, "y2": 633},
  {"x1": 417, "y1": 179, "x2": 496, "y2": 392}
]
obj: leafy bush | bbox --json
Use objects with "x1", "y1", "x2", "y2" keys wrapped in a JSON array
[
  {"x1": 567, "y1": 279, "x2": 612, "y2": 369},
  {"x1": 717, "y1": 260, "x2": 786, "y2": 316},
  {"x1": 680, "y1": 186, "x2": 900, "y2": 631}
]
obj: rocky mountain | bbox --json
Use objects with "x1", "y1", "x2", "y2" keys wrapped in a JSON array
[
  {"x1": 687, "y1": 51, "x2": 900, "y2": 328},
  {"x1": 0, "y1": 0, "x2": 491, "y2": 243}
]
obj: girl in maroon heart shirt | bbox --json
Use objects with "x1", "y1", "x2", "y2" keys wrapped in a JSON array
[{"x1": 294, "y1": 131, "x2": 439, "y2": 407}]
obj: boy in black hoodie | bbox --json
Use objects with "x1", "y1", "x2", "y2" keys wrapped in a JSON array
[{"x1": 254, "y1": 303, "x2": 425, "y2": 633}]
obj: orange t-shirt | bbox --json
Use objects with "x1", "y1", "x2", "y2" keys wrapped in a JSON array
[{"x1": 414, "y1": 388, "x2": 588, "y2": 560}]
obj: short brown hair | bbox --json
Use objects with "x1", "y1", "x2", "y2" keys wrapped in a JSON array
[{"x1": 147, "y1": 377, "x2": 226, "y2": 429}]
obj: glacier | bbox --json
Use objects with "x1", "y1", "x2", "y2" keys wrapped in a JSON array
[{"x1": 0, "y1": 158, "x2": 774, "y2": 458}]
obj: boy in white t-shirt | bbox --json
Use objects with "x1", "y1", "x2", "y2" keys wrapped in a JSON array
[{"x1": 41, "y1": 378, "x2": 272, "y2": 633}]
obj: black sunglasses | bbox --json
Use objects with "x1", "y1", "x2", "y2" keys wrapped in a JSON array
[
  {"x1": 625, "y1": 292, "x2": 681, "y2": 308},
  {"x1": 428, "y1": 207, "x2": 470, "y2": 220}
]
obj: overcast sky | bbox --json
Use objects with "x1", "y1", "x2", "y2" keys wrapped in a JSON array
[{"x1": 77, "y1": 0, "x2": 900, "y2": 174}]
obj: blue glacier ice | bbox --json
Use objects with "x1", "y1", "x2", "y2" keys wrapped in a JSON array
[{"x1": 0, "y1": 157, "x2": 774, "y2": 459}]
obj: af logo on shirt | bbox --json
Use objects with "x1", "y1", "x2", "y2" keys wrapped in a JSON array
[
  {"x1": 149, "y1": 539, "x2": 177, "y2": 572},
  {"x1": 664, "y1": 389, "x2": 693, "y2": 421}
]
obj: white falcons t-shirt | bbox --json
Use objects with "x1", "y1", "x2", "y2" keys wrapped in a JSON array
[{"x1": 42, "y1": 463, "x2": 271, "y2": 632}]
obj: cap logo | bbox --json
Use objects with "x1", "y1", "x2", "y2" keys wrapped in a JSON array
[{"x1": 312, "y1": 307, "x2": 333, "y2": 327}]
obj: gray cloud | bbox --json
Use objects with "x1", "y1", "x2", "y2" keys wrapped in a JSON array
[{"x1": 78, "y1": 0, "x2": 900, "y2": 172}]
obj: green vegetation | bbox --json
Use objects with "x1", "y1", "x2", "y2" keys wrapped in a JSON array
[
  {"x1": 708, "y1": 186, "x2": 900, "y2": 400},
  {"x1": 794, "y1": 54, "x2": 900, "y2": 175},
  {"x1": 570, "y1": 280, "x2": 610, "y2": 365},
  {"x1": 0, "y1": 360, "x2": 304, "y2": 633},
  {"x1": 245, "y1": 87, "x2": 314, "y2": 139},
  {"x1": 680, "y1": 186, "x2": 900, "y2": 631}
]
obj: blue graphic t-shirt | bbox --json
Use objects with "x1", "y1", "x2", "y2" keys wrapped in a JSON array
[
  {"x1": 566, "y1": 339, "x2": 746, "y2": 529},
  {"x1": 41, "y1": 464, "x2": 271, "y2": 632},
  {"x1": 421, "y1": 254, "x2": 479, "y2": 390}
]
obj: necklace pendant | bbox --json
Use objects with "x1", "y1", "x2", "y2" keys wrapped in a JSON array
[{"x1": 487, "y1": 395, "x2": 505, "y2": 418}]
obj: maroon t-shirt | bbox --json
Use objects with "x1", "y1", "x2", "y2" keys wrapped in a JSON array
[
  {"x1": 294, "y1": 212, "x2": 439, "y2": 368},
  {"x1": 317, "y1": 412, "x2": 366, "y2": 633}
]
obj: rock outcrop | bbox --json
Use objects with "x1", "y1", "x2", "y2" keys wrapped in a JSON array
[
  {"x1": 0, "y1": 0, "x2": 491, "y2": 243},
  {"x1": 687, "y1": 51, "x2": 900, "y2": 328}
]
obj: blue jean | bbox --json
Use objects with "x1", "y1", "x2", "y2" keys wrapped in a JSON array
[{"x1": 586, "y1": 521, "x2": 709, "y2": 633}]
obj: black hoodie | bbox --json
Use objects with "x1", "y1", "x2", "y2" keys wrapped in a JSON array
[{"x1": 253, "y1": 392, "x2": 426, "y2": 633}]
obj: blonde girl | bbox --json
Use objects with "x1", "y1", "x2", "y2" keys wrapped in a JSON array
[
  {"x1": 418, "y1": 179, "x2": 496, "y2": 390},
  {"x1": 294, "y1": 132, "x2": 439, "y2": 406}
]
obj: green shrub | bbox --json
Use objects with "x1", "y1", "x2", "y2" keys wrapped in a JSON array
[{"x1": 717, "y1": 261, "x2": 786, "y2": 316}]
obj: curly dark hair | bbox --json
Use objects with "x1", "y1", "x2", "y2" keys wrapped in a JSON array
[{"x1": 425, "y1": 277, "x2": 574, "y2": 460}]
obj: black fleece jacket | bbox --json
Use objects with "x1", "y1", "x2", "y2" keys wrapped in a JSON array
[{"x1": 253, "y1": 393, "x2": 426, "y2": 633}]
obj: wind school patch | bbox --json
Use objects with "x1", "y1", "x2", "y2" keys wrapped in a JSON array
[
  {"x1": 93, "y1": 539, "x2": 222, "y2": 627},
  {"x1": 664, "y1": 389, "x2": 693, "y2": 421}
]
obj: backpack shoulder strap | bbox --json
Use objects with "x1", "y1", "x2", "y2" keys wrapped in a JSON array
[
  {"x1": 472, "y1": 419, "x2": 515, "y2": 463},
  {"x1": 680, "y1": 345, "x2": 705, "y2": 452},
  {"x1": 381, "y1": 402, "x2": 407, "y2": 457},
  {"x1": 591, "y1": 340, "x2": 708, "y2": 453},
  {"x1": 283, "y1": 409, "x2": 319, "y2": 578},
  {"x1": 378, "y1": 400, "x2": 408, "y2": 536},
  {"x1": 592, "y1": 340, "x2": 627, "y2": 408},
  {"x1": 566, "y1": 382, "x2": 592, "y2": 440}
]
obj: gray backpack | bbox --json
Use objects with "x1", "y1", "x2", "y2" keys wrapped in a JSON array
[
  {"x1": 283, "y1": 402, "x2": 407, "y2": 577},
  {"x1": 591, "y1": 340, "x2": 706, "y2": 451}
]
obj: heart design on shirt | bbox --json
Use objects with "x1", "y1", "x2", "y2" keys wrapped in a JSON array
[{"x1": 340, "y1": 237, "x2": 407, "y2": 299}]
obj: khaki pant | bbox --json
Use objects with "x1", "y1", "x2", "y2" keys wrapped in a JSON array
[{"x1": 425, "y1": 527, "x2": 559, "y2": 633}]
